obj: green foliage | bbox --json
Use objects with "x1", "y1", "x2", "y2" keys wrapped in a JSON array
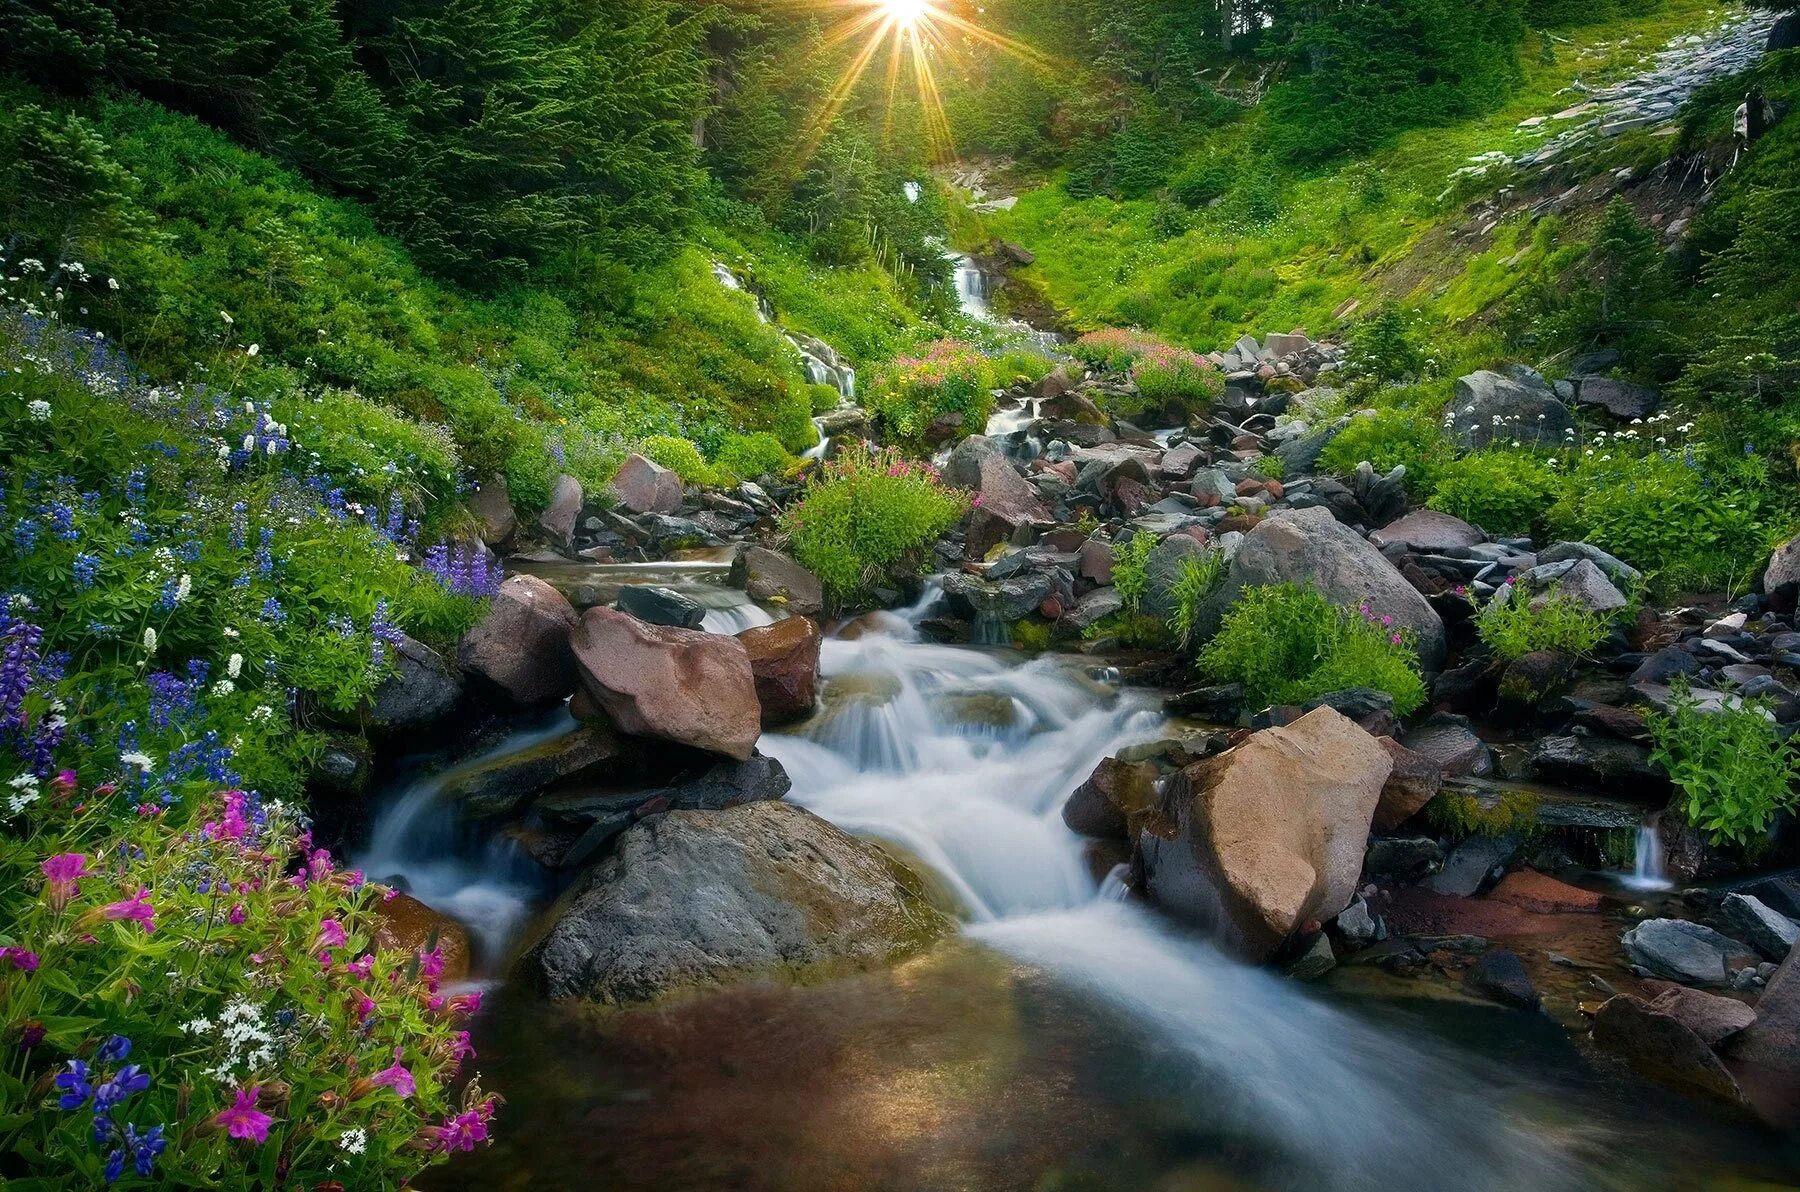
[
  {"x1": 1072, "y1": 328, "x2": 1223, "y2": 419},
  {"x1": 1111, "y1": 533, "x2": 1159, "y2": 613},
  {"x1": 1428, "y1": 451, "x2": 1562, "y2": 538},
  {"x1": 1011, "y1": 619, "x2": 1055, "y2": 653},
  {"x1": 1168, "y1": 550, "x2": 1227, "y2": 649},
  {"x1": 1345, "y1": 307, "x2": 1436, "y2": 383},
  {"x1": 1650, "y1": 686, "x2": 1800, "y2": 848},
  {"x1": 640, "y1": 434, "x2": 720, "y2": 487},
  {"x1": 1197, "y1": 584, "x2": 1427, "y2": 714},
  {"x1": 1427, "y1": 789, "x2": 1543, "y2": 839},
  {"x1": 1252, "y1": 453, "x2": 1287, "y2": 482},
  {"x1": 782, "y1": 446, "x2": 968, "y2": 605},
  {"x1": 713, "y1": 431, "x2": 793, "y2": 481},
  {"x1": 866, "y1": 340, "x2": 993, "y2": 448},
  {"x1": 1319, "y1": 407, "x2": 1454, "y2": 496},
  {"x1": 1475, "y1": 586, "x2": 1611, "y2": 661}
]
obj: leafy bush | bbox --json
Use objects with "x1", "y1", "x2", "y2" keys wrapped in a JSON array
[
  {"x1": 1319, "y1": 407, "x2": 1453, "y2": 496},
  {"x1": 1197, "y1": 584, "x2": 1427, "y2": 714},
  {"x1": 1111, "y1": 533, "x2": 1159, "y2": 613},
  {"x1": 1169, "y1": 550, "x2": 1227, "y2": 648},
  {"x1": 713, "y1": 431, "x2": 792, "y2": 481},
  {"x1": 0, "y1": 786, "x2": 496, "y2": 1187},
  {"x1": 639, "y1": 434, "x2": 719, "y2": 487},
  {"x1": 1131, "y1": 341, "x2": 1225, "y2": 414},
  {"x1": 1427, "y1": 451, "x2": 1562, "y2": 538},
  {"x1": 1474, "y1": 585, "x2": 1611, "y2": 661},
  {"x1": 782, "y1": 446, "x2": 967, "y2": 604},
  {"x1": 865, "y1": 339, "x2": 992, "y2": 447},
  {"x1": 1071, "y1": 328, "x2": 1148, "y2": 373},
  {"x1": 1344, "y1": 307, "x2": 1435, "y2": 384},
  {"x1": 1650, "y1": 687, "x2": 1800, "y2": 848}
]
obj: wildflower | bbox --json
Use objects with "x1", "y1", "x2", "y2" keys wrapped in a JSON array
[
  {"x1": 427, "y1": 1104, "x2": 495, "y2": 1153},
  {"x1": 96, "y1": 1035, "x2": 132, "y2": 1063},
  {"x1": 176, "y1": 574, "x2": 192, "y2": 604},
  {"x1": 125, "y1": 1124, "x2": 166, "y2": 1177},
  {"x1": 227, "y1": 653, "x2": 243, "y2": 679},
  {"x1": 42, "y1": 852, "x2": 94, "y2": 909},
  {"x1": 215, "y1": 1086, "x2": 271, "y2": 1143},
  {"x1": 228, "y1": 903, "x2": 246, "y2": 925},
  {"x1": 142, "y1": 627, "x2": 157, "y2": 655},
  {"x1": 316, "y1": 919, "x2": 347, "y2": 950},
  {"x1": 55, "y1": 1060, "x2": 93, "y2": 1109},
  {"x1": 27, "y1": 400, "x2": 50, "y2": 421},
  {"x1": 100, "y1": 887, "x2": 156, "y2": 934},
  {"x1": 338, "y1": 1127, "x2": 368, "y2": 1154},
  {"x1": 0, "y1": 946, "x2": 38, "y2": 970},
  {"x1": 107, "y1": 277, "x2": 119, "y2": 291},
  {"x1": 370, "y1": 1048, "x2": 415, "y2": 1098},
  {"x1": 93, "y1": 1065, "x2": 150, "y2": 1113},
  {"x1": 119, "y1": 752, "x2": 153, "y2": 770},
  {"x1": 220, "y1": 311, "x2": 234, "y2": 325},
  {"x1": 211, "y1": 680, "x2": 235, "y2": 698},
  {"x1": 104, "y1": 1148, "x2": 125, "y2": 1184},
  {"x1": 246, "y1": 344, "x2": 259, "y2": 357}
]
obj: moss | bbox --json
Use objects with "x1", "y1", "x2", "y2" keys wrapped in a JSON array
[{"x1": 1427, "y1": 789, "x2": 1542, "y2": 840}]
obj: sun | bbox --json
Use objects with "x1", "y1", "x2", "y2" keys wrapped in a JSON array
[{"x1": 884, "y1": 0, "x2": 929, "y2": 27}]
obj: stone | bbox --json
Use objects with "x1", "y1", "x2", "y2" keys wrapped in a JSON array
[
  {"x1": 1643, "y1": 982, "x2": 1757, "y2": 1047},
  {"x1": 1264, "y1": 331, "x2": 1312, "y2": 358},
  {"x1": 441, "y1": 722, "x2": 623, "y2": 819},
  {"x1": 1302, "y1": 687, "x2": 1397, "y2": 737},
  {"x1": 1487, "y1": 869, "x2": 1603, "y2": 914},
  {"x1": 1422, "y1": 834, "x2": 1517, "y2": 897},
  {"x1": 526, "y1": 802, "x2": 950, "y2": 1004},
  {"x1": 363, "y1": 635, "x2": 461, "y2": 729},
  {"x1": 1464, "y1": 949, "x2": 1539, "y2": 1009},
  {"x1": 1285, "y1": 933, "x2": 1336, "y2": 979},
  {"x1": 730, "y1": 547, "x2": 825, "y2": 617},
  {"x1": 375, "y1": 892, "x2": 471, "y2": 984},
  {"x1": 470, "y1": 475, "x2": 517, "y2": 547},
  {"x1": 616, "y1": 584, "x2": 706, "y2": 629},
  {"x1": 1373, "y1": 737, "x2": 1441, "y2": 831},
  {"x1": 1571, "y1": 348, "x2": 1623, "y2": 376},
  {"x1": 944, "y1": 436, "x2": 1051, "y2": 559},
  {"x1": 569, "y1": 607, "x2": 761, "y2": 760},
  {"x1": 1446, "y1": 371, "x2": 1576, "y2": 450},
  {"x1": 1363, "y1": 836, "x2": 1443, "y2": 883},
  {"x1": 940, "y1": 570, "x2": 1055, "y2": 625},
  {"x1": 1576, "y1": 377, "x2": 1661, "y2": 420},
  {"x1": 608, "y1": 453, "x2": 683, "y2": 515},
  {"x1": 1630, "y1": 646, "x2": 1702, "y2": 686},
  {"x1": 1730, "y1": 941, "x2": 1800, "y2": 1076},
  {"x1": 1719, "y1": 893, "x2": 1800, "y2": 961},
  {"x1": 1530, "y1": 735, "x2": 1663, "y2": 793},
  {"x1": 1199, "y1": 506, "x2": 1446, "y2": 669},
  {"x1": 1077, "y1": 539, "x2": 1115, "y2": 584},
  {"x1": 539, "y1": 473, "x2": 583, "y2": 550},
  {"x1": 1537, "y1": 541, "x2": 1642, "y2": 589},
  {"x1": 1059, "y1": 586, "x2": 1124, "y2": 637},
  {"x1": 1530, "y1": 558, "x2": 1627, "y2": 615},
  {"x1": 1622, "y1": 919, "x2": 1760, "y2": 987},
  {"x1": 1159, "y1": 444, "x2": 1204, "y2": 481},
  {"x1": 1139, "y1": 706, "x2": 1393, "y2": 961},
  {"x1": 1765, "y1": 534, "x2": 1800, "y2": 594},
  {"x1": 1142, "y1": 533, "x2": 1205, "y2": 623},
  {"x1": 457, "y1": 575, "x2": 580, "y2": 705},
  {"x1": 1062, "y1": 756, "x2": 1160, "y2": 840},
  {"x1": 543, "y1": 753, "x2": 793, "y2": 869},
  {"x1": 1593, "y1": 994, "x2": 1747, "y2": 1104},
  {"x1": 1400, "y1": 713, "x2": 1492, "y2": 777},
  {"x1": 1368, "y1": 510, "x2": 1485, "y2": 554},
  {"x1": 738, "y1": 617, "x2": 822, "y2": 727}
]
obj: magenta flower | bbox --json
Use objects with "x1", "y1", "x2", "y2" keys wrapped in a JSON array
[
  {"x1": 428, "y1": 1106, "x2": 494, "y2": 1152},
  {"x1": 315, "y1": 919, "x2": 347, "y2": 950},
  {"x1": 347, "y1": 953, "x2": 374, "y2": 979},
  {"x1": 227, "y1": 903, "x2": 246, "y2": 925},
  {"x1": 41, "y1": 853, "x2": 93, "y2": 911},
  {"x1": 446, "y1": 990, "x2": 483, "y2": 1016},
  {"x1": 100, "y1": 887, "x2": 156, "y2": 934},
  {"x1": 0, "y1": 946, "x2": 38, "y2": 971},
  {"x1": 370, "y1": 1048, "x2": 415, "y2": 1098},
  {"x1": 216, "y1": 1086, "x2": 272, "y2": 1143},
  {"x1": 451, "y1": 1030, "x2": 475, "y2": 1062}
]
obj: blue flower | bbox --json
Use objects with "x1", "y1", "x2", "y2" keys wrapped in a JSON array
[
  {"x1": 96, "y1": 1035, "x2": 132, "y2": 1063},
  {"x1": 92, "y1": 1064, "x2": 150, "y2": 1113},
  {"x1": 72, "y1": 553, "x2": 100, "y2": 588},
  {"x1": 126, "y1": 1123, "x2": 166, "y2": 1177},
  {"x1": 104, "y1": 1148, "x2": 124, "y2": 1184},
  {"x1": 54, "y1": 1059, "x2": 92, "y2": 1110}
]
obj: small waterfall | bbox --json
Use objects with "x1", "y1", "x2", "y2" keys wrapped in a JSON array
[
  {"x1": 1623, "y1": 813, "x2": 1672, "y2": 891},
  {"x1": 711, "y1": 261, "x2": 856, "y2": 404},
  {"x1": 902, "y1": 180, "x2": 922, "y2": 204},
  {"x1": 950, "y1": 253, "x2": 991, "y2": 320}
]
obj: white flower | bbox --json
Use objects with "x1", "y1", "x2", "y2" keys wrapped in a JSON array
[
  {"x1": 107, "y1": 277, "x2": 119, "y2": 291},
  {"x1": 264, "y1": 440, "x2": 277, "y2": 456},
  {"x1": 220, "y1": 310, "x2": 234, "y2": 325},
  {"x1": 180, "y1": 1017, "x2": 211, "y2": 1035},
  {"x1": 142, "y1": 627, "x2": 158, "y2": 654},
  {"x1": 223, "y1": 627, "x2": 240, "y2": 639},
  {"x1": 9, "y1": 775, "x2": 38, "y2": 790},
  {"x1": 27, "y1": 399, "x2": 50, "y2": 421},
  {"x1": 242, "y1": 434, "x2": 256, "y2": 453},
  {"x1": 246, "y1": 343, "x2": 259, "y2": 357},
  {"x1": 227, "y1": 653, "x2": 243, "y2": 678},
  {"x1": 7, "y1": 791, "x2": 39, "y2": 815},
  {"x1": 250, "y1": 705, "x2": 275, "y2": 723},
  {"x1": 211, "y1": 679, "x2": 235, "y2": 698},
  {"x1": 338, "y1": 1129, "x2": 368, "y2": 1155},
  {"x1": 120, "y1": 751, "x2": 154, "y2": 770},
  {"x1": 176, "y1": 574, "x2": 192, "y2": 603}
]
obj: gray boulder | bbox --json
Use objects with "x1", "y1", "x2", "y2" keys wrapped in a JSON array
[
  {"x1": 1524, "y1": 558, "x2": 1627, "y2": 615},
  {"x1": 616, "y1": 584, "x2": 706, "y2": 629},
  {"x1": 1594, "y1": 994, "x2": 1747, "y2": 1105},
  {"x1": 1422, "y1": 833, "x2": 1517, "y2": 897},
  {"x1": 940, "y1": 569, "x2": 1054, "y2": 624},
  {"x1": 527, "y1": 801, "x2": 949, "y2": 1004},
  {"x1": 1719, "y1": 893, "x2": 1800, "y2": 961},
  {"x1": 1199, "y1": 506, "x2": 1446, "y2": 669},
  {"x1": 1576, "y1": 377, "x2": 1660, "y2": 421},
  {"x1": 1446, "y1": 371, "x2": 1575, "y2": 450},
  {"x1": 364, "y1": 635, "x2": 462, "y2": 729},
  {"x1": 1400, "y1": 713, "x2": 1493, "y2": 777},
  {"x1": 1537, "y1": 541, "x2": 1642, "y2": 590},
  {"x1": 1622, "y1": 919, "x2": 1759, "y2": 987},
  {"x1": 1143, "y1": 533, "x2": 1206, "y2": 623},
  {"x1": 730, "y1": 547, "x2": 825, "y2": 617},
  {"x1": 1368, "y1": 510, "x2": 1484, "y2": 553}
]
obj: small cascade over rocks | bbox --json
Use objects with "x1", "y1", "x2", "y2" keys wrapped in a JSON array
[{"x1": 711, "y1": 261, "x2": 859, "y2": 457}]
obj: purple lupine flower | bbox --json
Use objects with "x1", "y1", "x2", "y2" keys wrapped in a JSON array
[
  {"x1": 126, "y1": 1124, "x2": 166, "y2": 1177},
  {"x1": 96, "y1": 1035, "x2": 131, "y2": 1063},
  {"x1": 92, "y1": 1065, "x2": 149, "y2": 1112},
  {"x1": 72, "y1": 553, "x2": 100, "y2": 587},
  {"x1": 55, "y1": 1059, "x2": 93, "y2": 1109}
]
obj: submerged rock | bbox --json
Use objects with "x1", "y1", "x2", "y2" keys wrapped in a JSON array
[
  {"x1": 1463, "y1": 949, "x2": 1539, "y2": 1009},
  {"x1": 526, "y1": 801, "x2": 950, "y2": 1004},
  {"x1": 1139, "y1": 706, "x2": 1392, "y2": 962},
  {"x1": 570, "y1": 607, "x2": 761, "y2": 760},
  {"x1": 1594, "y1": 994, "x2": 1747, "y2": 1105},
  {"x1": 616, "y1": 584, "x2": 706, "y2": 629}
]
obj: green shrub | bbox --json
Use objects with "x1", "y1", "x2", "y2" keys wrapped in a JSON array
[
  {"x1": 1131, "y1": 341, "x2": 1225, "y2": 415},
  {"x1": 865, "y1": 339, "x2": 992, "y2": 447},
  {"x1": 1427, "y1": 451, "x2": 1562, "y2": 537},
  {"x1": 1169, "y1": 550, "x2": 1227, "y2": 648},
  {"x1": 1344, "y1": 307, "x2": 1435, "y2": 383},
  {"x1": 1474, "y1": 585, "x2": 1611, "y2": 661},
  {"x1": 1250, "y1": 453, "x2": 1286, "y2": 482},
  {"x1": 1319, "y1": 407, "x2": 1453, "y2": 496},
  {"x1": 639, "y1": 433, "x2": 719, "y2": 487},
  {"x1": 783, "y1": 445, "x2": 968, "y2": 603},
  {"x1": 713, "y1": 431, "x2": 792, "y2": 481},
  {"x1": 1197, "y1": 584, "x2": 1427, "y2": 714},
  {"x1": 1111, "y1": 533, "x2": 1159, "y2": 613},
  {"x1": 1649, "y1": 686, "x2": 1800, "y2": 848}
]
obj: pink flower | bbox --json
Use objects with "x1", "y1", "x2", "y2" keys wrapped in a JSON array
[
  {"x1": 100, "y1": 887, "x2": 156, "y2": 934},
  {"x1": 447, "y1": 990, "x2": 483, "y2": 1016},
  {"x1": 370, "y1": 1048, "x2": 415, "y2": 1098},
  {"x1": 353, "y1": 992, "x2": 376, "y2": 1022},
  {"x1": 227, "y1": 903, "x2": 246, "y2": 925},
  {"x1": 315, "y1": 919, "x2": 347, "y2": 950},
  {"x1": 418, "y1": 945, "x2": 445, "y2": 990},
  {"x1": 450, "y1": 1030, "x2": 475, "y2": 1062},
  {"x1": 0, "y1": 946, "x2": 38, "y2": 971},
  {"x1": 347, "y1": 953, "x2": 374, "y2": 979},
  {"x1": 428, "y1": 1103, "x2": 495, "y2": 1152},
  {"x1": 41, "y1": 853, "x2": 94, "y2": 911},
  {"x1": 1391, "y1": 632, "x2": 1403, "y2": 645},
  {"x1": 1380, "y1": 614, "x2": 1393, "y2": 627},
  {"x1": 49, "y1": 770, "x2": 77, "y2": 798},
  {"x1": 216, "y1": 1086, "x2": 272, "y2": 1143}
]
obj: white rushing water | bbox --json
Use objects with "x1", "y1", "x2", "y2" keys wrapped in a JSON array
[
  {"x1": 1622, "y1": 812, "x2": 1673, "y2": 891},
  {"x1": 761, "y1": 616, "x2": 1577, "y2": 1192}
]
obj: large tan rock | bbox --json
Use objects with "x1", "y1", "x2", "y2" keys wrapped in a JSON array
[
  {"x1": 570, "y1": 608, "x2": 761, "y2": 760},
  {"x1": 608, "y1": 453, "x2": 683, "y2": 515},
  {"x1": 738, "y1": 616, "x2": 821, "y2": 727},
  {"x1": 457, "y1": 575, "x2": 580, "y2": 704},
  {"x1": 375, "y1": 892, "x2": 471, "y2": 983},
  {"x1": 1372, "y1": 736, "x2": 1441, "y2": 831},
  {"x1": 1139, "y1": 706, "x2": 1392, "y2": 961}
]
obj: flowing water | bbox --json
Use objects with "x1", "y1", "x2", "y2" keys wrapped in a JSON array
[
  {"x1": 367, "y1": 588, "x2": 1800, "y2": 1190},
  {"x1": 1623, "y1": 812, "x2": 1673, "y2": 892}
]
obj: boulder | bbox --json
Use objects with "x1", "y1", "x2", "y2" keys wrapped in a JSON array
[
  {"x1": 1199, "y1": 506, "x2": 1446, "y2": 669},
  {"x1": 1363, "y1": 836, "x2": 1444, "y2": 883},
  {"x1": 1530, "y1": 735, "x2": 1663, "y2": 793},
  {"x1": 1576, "y1": 377, "x2": 1660, "y2": 421},
  {"x1": 616, "y1": 584, "x2": 706, "y2": 629},
  {"x1": 1399, "y1": 713, "x2": 1493, "y2": 777},
  {"x1": 1058, "y1": 586, "x2": 1124, "y2": 637},
  {"x1": 944, "y1": 436, "x2": 1050, "y2": 559},
  {"x1": 1593, "y1": 994, "x2": 1746, "y2": 1104},
  {"x1": 1368, "y1": 510, "x2": 1484, "y2": 554},
  {"x1": 730, "y1": 547, "x2": 825, "y2": 617},
  {"x1": 1765, "y1": 534, "x2": 1800, "y2": 595},
  {"x1": 1730, "y1": 941, "x2": 1800, "y2": 1075},
  {"x1": 940, "y1": 570, "x2": 1054, "y2": 624},
  {"x1": 1446, "y1": 371, "x2": 1575, "y2": 450},
  {"x1": 1142, "y1": 533, "x2": 1205, "y2": 623},
  {"x1": 1422, "y1": 833, "x2": 1517, "y2": 897},
  {"x1": 1062, "y1": 756, "x2": 1160, "y2": 840},
  {"x1": 540, "y1": 753, "x2": 793, "y2": 869},
  {"x1": 526, "y1": 801, "x2": 949, "y2": 1004},
  {"x1": 374, "y1": 892, "x2": 471, "y2": 983},
  {"x1": 470, "y1": 475, "x2": 518, "y2": 547},
  {"x1": 364, "y1": 635, "x2": 462, "y2": 729},
  {"x1": 1528, "y1": 558, "x2": 1627, "y2": 615},
  {"x1": 569, "y1": 607, "x2": 761, "y2": 760},
  {"x1": 1372, "y1": 737, "x2": 1441, "y2": 831},
  {"x1": 1487, "y1": 869, "x2": 1603, "y2": 914},
  {"x1": 457, "y1": 575, "x2": 580, "y2": 704},
  {"x1": 539, "y1": 473, "x2": 583, "y2": 550},
  {"x1": 1643, "y1": 982, "x2": 1757, "y2": 1047},
  {"x1": 1139, "y1": 706, "x2": 1392, "y2": 961},
  {"x1": 441, "y1": 721, "x2": 623, "y2": 819},
  {"x1": 608, "y1": 453, "x2": 683, "y2": 515},
  {"x1": 738, "y1": 617, "x2": 822, "y2": 727},
  {"x1": 1719, "y1": 893, "x2": 1800, "y2": 962},
  {"x1": 1622, "y1": 919, "x2": 1759, "y2": 987},
  {"x1": 1537, "y1": 541, "x2": 1642, "y2": 589},
  {"x1": 1464, "y1": 949, "x2": 1539, "y2": 1009}
]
